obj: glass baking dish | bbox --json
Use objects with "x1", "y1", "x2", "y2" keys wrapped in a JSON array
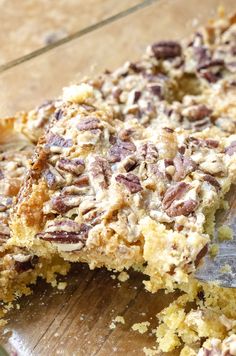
[{"x1": 0, "y1": 0, "x2": 235, "y2": 355}]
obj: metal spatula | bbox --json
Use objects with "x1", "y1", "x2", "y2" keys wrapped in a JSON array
[{"x1": 195, "y1": 186, "x2": 236, "y2": 288}]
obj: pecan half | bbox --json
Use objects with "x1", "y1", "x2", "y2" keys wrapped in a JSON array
[
  {"x1": 37, "y1": 223, "x2": 90, "y2": 245},
  {"x1": 90, "y1": 156, "x2": 112, "y2": 189},
  {"x1": 108, "y1": 139, "x2": 136, "y2": 163},
  {"x1": 152, "y1": 41, "x2": 182, "y2": 59},
  {"x1": 57, "y1": 158, "x2": 85, "y2": 175},
  {"x1": 225, "y1": 141, "x2": 236, "y2": 156},
  {"x1": 77, "y1": 117, "x2": 101, "y2": 131},
  {"x1": 115, "y1": 173, "x2": 142, "y2": 193},
  {"x1": 203, "y1": 174, "x2": 221, "y2": 191}
]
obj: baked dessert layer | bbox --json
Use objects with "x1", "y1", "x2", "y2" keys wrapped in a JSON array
[
  {"x1": 0, "y1": 118, "x2": 70, "y2": 311},
  {"x1": 10, "y1": 84, "x2": 236, "y2": 294}
]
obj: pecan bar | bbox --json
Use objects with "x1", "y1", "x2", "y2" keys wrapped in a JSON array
[
  {"x1": 0, "y1": 118, "x2": 69, "y2": 306},
  {"x1": 10, "y1": 84, "x2": 236, "y2": 293}
]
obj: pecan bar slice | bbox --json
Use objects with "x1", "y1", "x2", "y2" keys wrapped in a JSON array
[
  {"x1": 0, "y1": 118, "x2": 69, "y2": 306},
  {"x1": 10, "y1": 84, "x2": 236, "y2": 293}
]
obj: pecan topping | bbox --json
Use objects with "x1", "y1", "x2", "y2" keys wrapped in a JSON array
[
  {"x1": 37, "y1": 223, "x2": 90, "y2": 245},
  {"x1": 90, "y1": 156, "x2": 112, "y2": 189},
  {"x1": 173, "y1": 154, "x2": 197, "y2": 181},
  {"x1": 203, "y1": 174, "x2": 221, "y2": 191},
  {"x1": 137, "y1": 143, "x2": 159, "y2": 163},
  {"x1": 194, "y1": 46, "x2": 211, "y2": 68},
  {"x1": 46, "y1": 133, "x2": 72, "y2": 148},
  {"x1": 108, "y1": 139, "x2": 136, "y2": 163},
  {"x1": 57, "y1": 158, "x2": 85, "y2": 175},
  {"x1": 166, "y1": 199, "x2": 198, "y2": 217},
  {"x1": 77, "y1": 117, "x2": 101, "y2": 131},
  {"x1": 151, "y1": 41, "x2": 182, "y2": 59},
  {"x1": 162, "y1": 182, "x2": 190, "y2": 210},
  {"x1": 225, "y1": 141, "x2": 236, "y2": 156},
  {"x1": 115, "y1": 173, "x2": 142, "y2": 193}
]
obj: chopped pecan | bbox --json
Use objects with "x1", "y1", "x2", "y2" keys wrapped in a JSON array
[
  {"x1": 77, "y1": 117, "x2": 101, "y2": 131},
  {"x1": 137, "y1": 143, "x2": 159, "y2": 163},
  {"x1": 203, "y1": 174, "x2": 221, "y2": 191},
  {"x1": 200, "y1": 71, "x2": 219, "y2": 83},
  {"x1": 43, "y1": 166, "x2": 64, "y2": 189},
  {"x1": 46, "y1": 133, "x2": 72, "y2": 148},
  {"x1": 184, "y1": 105, "x2": 212, "y2": 121},
  {"x1": 173, "y1": 154, "x2": 197, "y2": 181},
  {"x1": 162, "y1": 182, "x2": 190, "y2": 210},
  {"x1": 54, "y1": 108, "x2": 63, "y2": 120},
  {"x1": 37, "y1": 223, "x2": 90, "y2": 245},
  {"x1": 108, "y1": 139, "x2": 136, "y2": 163},
  {"x1": 133, "y1": 90, "x2": 142, "y2": 103},
  {"x1": 151, "y1": 41, "x2": 182, "y2": 59},
  {"x1": 166, "y1": 199, "x2": 198, "y2": 217},
  {"x1": 149, "y1": 84, "x2": 163, "y2": 98},
  {"x1": 51, "y1": 194, "x2": 81, "y2": 214},
  {"x1": 47, "y1": 219, "x2": 81, "y2": 232},
  {"x1": 194, "y1": 46, "x2": 211, "y2": 68},
  {"x1": 90, "y1": 156, "x2": 112, "y2": 189},
  {"x1": 115, "y1": 173, "x2": 142, "y2": 193},
  {"x1": 74, "y1": 175, "x2": 89, "y2": 187},
  {"x1": 225, "y1": 141, "x2": 236, "y2": 156},
  {"x1": 14, "y1": 255, "x2": 39, "y2": 273},
  {"x1": 0, "y1": 169, "x2": 4, "y2": 179},
  {"x1": 197, "y1": 58, "x2": 224, "y2": 71},
  {"x1": 204, "y1": 139, "x2": 219, "y2": 148},
  {"x1": 118, "y1": 129, "x2": 133, "y2": 141},
  {"x1": 123, "y1": 157, "x2": 138, "y2": 172},
  {"x1": 57, "y1": 158, "x2": 85, "y2": 175},
  {"x1": 195, "y1": 244, "x2": 208, "y2": 267}
]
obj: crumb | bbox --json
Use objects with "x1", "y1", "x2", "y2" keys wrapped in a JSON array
[
  {"x1": 109, "y1": 315, "x2": 125, "y2": 329},
  {"x1": 210, "y1": 244, "x2": 219, "y2": 257},
  {"x1": 220, "y1": 264, "x2": 232, "y2": 273},
  {"x1": 62, "y1": 83, "x2": 94, "y2": 103},
  {"x1": 57, "y1": 282, "x2": 67, "y2": 290},
  {"x1": 114, "y1": 315, "x2": 125, "y2": 324},
  {"x1": 132, "y1": 321, "x2": 150, "y2": 334},
  {"x1": 117, "y1": 271, "x2": 129, "y2": 282},
  {"x1": 16, "y1": 303, "x2": 20, "y2": 310},
  {"x1": 143, "y1": 347, "x2": 158, "y2": 355},
  {"x1": 111, "y1": 274, "x2": 116, "y2": 280},
  {"x1": 218, "y1": 225, "x2": 233, "y2": 241}
]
